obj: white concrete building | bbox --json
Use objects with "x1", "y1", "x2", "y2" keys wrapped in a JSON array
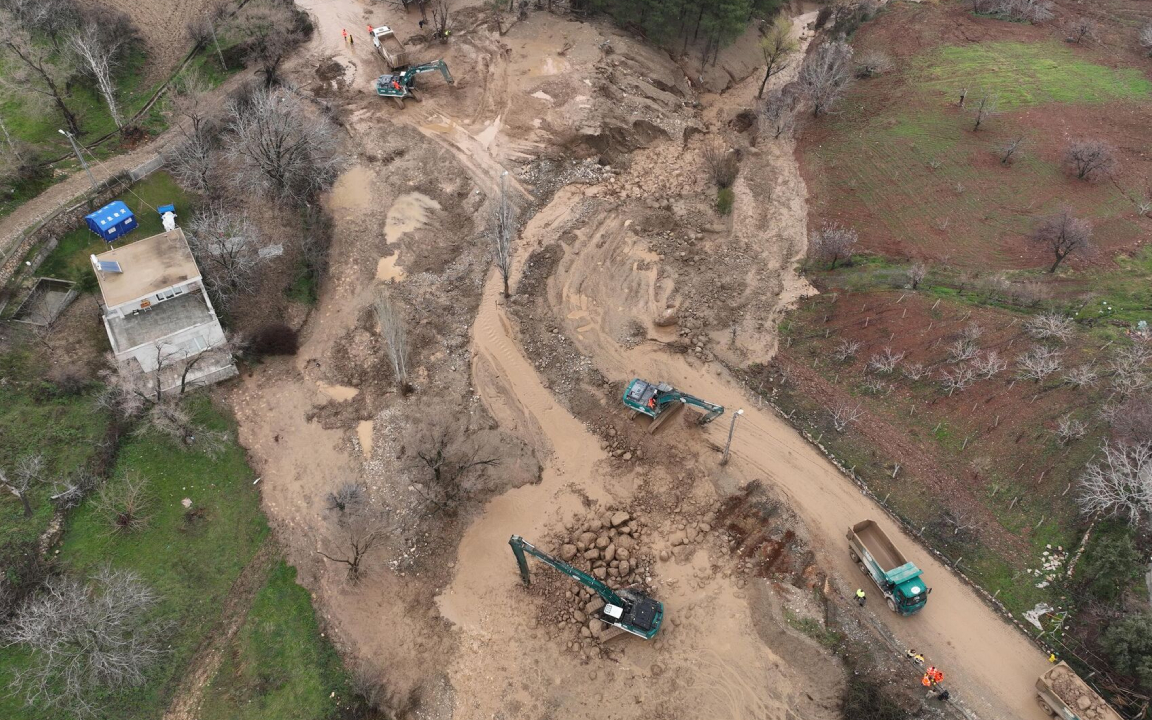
[{"x1": 91, "y1": 228, "x2": 236, "y2": 392}]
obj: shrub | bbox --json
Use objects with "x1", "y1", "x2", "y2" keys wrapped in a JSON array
[{"x1": 716, "y1": 187, "x2": 734, "y2": 215}]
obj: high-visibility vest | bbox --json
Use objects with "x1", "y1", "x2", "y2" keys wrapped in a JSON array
[{"x1": 856, "y1": 589, "x2": 865, "y2": 598}]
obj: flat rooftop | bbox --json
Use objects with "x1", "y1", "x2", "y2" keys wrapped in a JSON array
[
  {"x1": 93, "y1": 228, "x2": 200, "y2": 308},
  {"x1": 105, "y1": 291, "x2": 213, "y2": 352}
]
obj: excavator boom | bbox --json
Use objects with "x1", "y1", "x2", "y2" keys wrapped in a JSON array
[{"x1": 509, "y1": 535, "x2": 662, "y2": 640}]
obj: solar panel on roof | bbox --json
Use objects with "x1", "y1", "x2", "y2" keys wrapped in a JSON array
[{"x1": 96, "y1": 260, "x2": 123, "y2": 273}]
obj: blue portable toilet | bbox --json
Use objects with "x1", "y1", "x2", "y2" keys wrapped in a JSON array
[{"x1": 84, "y1": 201, "x2": 137, "y2": 243}]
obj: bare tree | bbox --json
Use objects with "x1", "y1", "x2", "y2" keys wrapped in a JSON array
[
  {"x1": 976, "y1": 0, "x2": 1053, "y2": 22},
  {"x1": 1065, "y1": 139, "x2": 1116, "y2": 182},
  {"x1": 1054, "y1": 416, "x2": 1088, "y2": 445},
  {"x1": 947, "y1": 338, "x2": 979, "y2": 364},
  {"x1": 907, "y1": 261, "x2": 928, "y2": 289},
  {"x1": 1067, "y1": 17, "x2": 1096, "y2": 44},
  {"x1": 1025, "y1": 312, "x2": 1075, "y2": 342},
  {"x1": 186, "y1": 205, "x2": 262, "y2": 307},
  {"x1": 141, "y1": 401, "x2": 230, "y2": 458},
  {"x1": 1077, "y1": 441, "x2": 1152, "y2": 521},
  {"x1": 315, "y1": 511, "x2": 390, "y2": 581},
  {"x1": 3, "y1": 568, "x2": 168, "y2": 717},
  {"x1": 490, "y1": 171, "x2": 516, "y2": 298},
  {"x1": 93, "y1": 472, "x2": 151, "y2": 534},
  {"x1": 798, "y1": 40, "x2": 853, "y2": 117},
  {"x1": 973, "y1": 350, "x2": 1007, "y2": 379},
  {"x1": 1017, "y1": 346, "x2": 1063, "y2": 382},
  {"x1": 971, "y1": 95, "x2": 999, "y2": 131},
  {"x1": 961, "y1": 322, "x2": 985, "y2": 342},
  {"x1": 1, "y1": 454, "x2": 44, "y2": 518},
  {"x1": 69, "y1": 19, "x2": 126, "y2": 130},
  {"x1": 828, "y1": 403, "x2": 863, "y2": 432},
  {"x1": 327, "y1": 481, "x2": 367, "y2": 513},
  {"x1": 1141, "y1": 24, "x2": 1152, "y2": 56},
  {"x1": 234, "y1": 1, "x2": 309, "y2": 87},
  {"x1": 1030, "y1": 208, "x2": 1094, "y2": 273},
  {"x1": 226, "y1": 87, "x2": 342, "y2": 202},
  {"x1": 1000, "y1": 135, "x2": 1024, "y2": 165},
  {"x1": 757, "y1": 17, "x2": 796, "y2": 98},
  {"x1": 833, "y1": 338, "x2": 862, "y2": 363},
  {"x1": 809, "y1": 221, "x2": 858, "y2": 269},
  {"x1": 902, "y1": 362, "x2": 928, "y2": 381},
  {"x1": 702, "y1": 143, "x2": 739, "y2": 189},
  {"x1": 867, "y1": 346, "x2": 904, "y2": 375},
  {"x1": 862, "y1": 377, "x2": 893, "y2": 396},
  {"x1": 1063, "y1": 363, "x2": 1099, "y2": 388},
  {"x1": 762, "y1": 87, "x2": 796, "y2": 139},
  {"x1": 431, "y1": 0, "x2": 452, "y2": 39},
  {"x1": 374, "y1": 288, "x2": 410, "y2": 393},
  {"x1": 166, "y1": 129, "x2": 216, "y2": 194},
  {"x1": 854, "y1": 50, "x2": 892, "y2": 78},
  {"x1": 942, "y1": 508, "x2": 979, "y2": 537},
  {"x1": 2, "y1": 0, "x2": 78, "y2": 49},
  {"x1": 0, "y1": 23, "x2": 81, "y2": 134},
  {"x1": 412, "y1": 427, "x2": 499, "y2": 512},
  {"x1": 940, "y1": 364, "x2": 976, "y2": 396}
]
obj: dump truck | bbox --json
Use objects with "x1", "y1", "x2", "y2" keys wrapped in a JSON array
[
  {"x1": 1036, "y1": 662, "x2": 1123, "y2": 720},
  {"x1": 370, "y1": 25, "x2": 409, "y2": 69},
  {"x1": 847, "y1": 520, "x2": 929, "y2": 615}
]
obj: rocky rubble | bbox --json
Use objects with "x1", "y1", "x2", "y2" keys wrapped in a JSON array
[{"x1": 531, "y1": 508, "x2": 658, "y2": 658}]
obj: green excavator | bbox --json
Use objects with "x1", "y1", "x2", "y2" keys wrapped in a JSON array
[
  {"x1": 509, "y1": 535, "x2": 663, "y2": 640},
  {"x1": 622, "y1": 378, "x2": 724, "y2": 433},
  {"x1": 375, "y1": 60, "x2": 454, "y2": 107}
]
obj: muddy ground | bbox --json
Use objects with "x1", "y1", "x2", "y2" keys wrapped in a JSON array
[{"x1": 225, "y1": 2, "x2": 1052, "y2": 719}]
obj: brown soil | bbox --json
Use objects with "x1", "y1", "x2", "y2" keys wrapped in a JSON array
[
  {"x1": 209, "y1": 2, "x2": 1055, "y2": 720},
  {"x1": 797, "y1": 0, "x2": 1152, "y2": 271}
]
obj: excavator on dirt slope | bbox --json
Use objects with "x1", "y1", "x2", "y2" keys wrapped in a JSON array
[
  {"x1": 375, "y1": 60, "x2": 454, "y2": 108},
  {"x1": 509, "y1": 535, "x2": 663, "y2": 640},
  {"x1": 622, "y1": 378, "x2": 724, "y2": 433}
]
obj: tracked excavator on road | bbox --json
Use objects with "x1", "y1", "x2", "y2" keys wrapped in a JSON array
[
  {"x1": 622, "y1": 378, "x2": 724, "y2": 433},
  {"x1": 509, "y1": 535, "x2": 663, "y2": 640}
]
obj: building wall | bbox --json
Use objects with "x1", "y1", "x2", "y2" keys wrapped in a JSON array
[
  {"x1": 124, "y1": 320, "x2": 227, "y2": 371},
  {"x1": 106, "y1": 278, "x2": 203, "y2": 319}
]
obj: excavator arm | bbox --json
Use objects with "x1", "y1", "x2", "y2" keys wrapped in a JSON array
[
  {"x1": 405, "y1": 60, "x2": 454, "y2": 86},
  {"x1": 678, "y1": 394, "x2": 724, "y2": 424},
  {"x1": 510, "y1": 535, "x2": 624, "y2": 607}
]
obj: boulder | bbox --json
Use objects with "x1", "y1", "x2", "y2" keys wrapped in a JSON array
[
  {"x1": 579, "y1": 532, "x2": 597, "y2": 546},
  {"x1": 584, "y1": 549, "x2": 600, "y2": 561},
  {"x1": 617, "y1": 547, "x2": 631, "y2": 561},
  {"x1": 616, "y1": 535, "x2": 635, "y2": 550},
  {"x1": 604, "y1": 545, "x2": 616, "y2": 562},
  {"x1": 618, "y1": 560, "x2": 630, "y2": 575},
  {"x1": 593, "y1": 567, "x2": 607, "y2": 580},
  {"x1": 595, "y1": 535, "x2": 611, "y2": 549},
  {"x1": 669, "y1": 530, "x2": 686, "y2": 546},
  {"x1": 560, "y1": 544, "x2": 578, "y2": 561},
  {"x1": 611, "y1": 511, "x2": 631, "y2": 527}
]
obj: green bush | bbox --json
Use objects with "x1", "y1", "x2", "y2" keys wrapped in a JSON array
[
  {"x1": 716, "y1": 187, "x2": 735, "y2": 215},
  {"x1": 1103, "y1": 614, "x2": 1152, "y2": 691}
]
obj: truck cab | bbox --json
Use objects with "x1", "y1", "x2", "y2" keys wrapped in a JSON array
[{"x1": 890, "y1": 571, "x2": 929, "y2": 614}]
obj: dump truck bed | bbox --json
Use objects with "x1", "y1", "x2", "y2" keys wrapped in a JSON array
[
  {"x1": 852, "y1": 520, "x2": 907, "y2": 573},
  {"x1": 1037, "y1": 663, "x2": 1123, "y2": 720},
  {"x1": 371, "y1": 26, "x2": 409, "y2": 68}
]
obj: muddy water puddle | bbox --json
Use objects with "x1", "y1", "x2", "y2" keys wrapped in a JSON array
[
  {"x1": 375, "y1": 254, "x2": 406, "y2": 282},
  {"x1": 356, "y1": 420, "x2": 373, "y2": 458},
  {"x1": 328, "y1": 166, "x2": 374, "y2": 213},
  {"x1": 385, "y1": 192, "x2": 440, "y2": 243},
  {"x1": 317, "y1": 381, "x2": 359, "y2": 401}
]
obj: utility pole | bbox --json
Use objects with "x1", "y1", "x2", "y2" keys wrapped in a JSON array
[
  {"x1": 720, "y1": 408, "x2": 744, "y2": 466},
  {"x1": 59, "y1": 129, "x2": 97, "y2": 194}
]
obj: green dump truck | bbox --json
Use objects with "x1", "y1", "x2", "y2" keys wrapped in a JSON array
[{"x1": 847, "y1": 520, "x2": 930, "y2": 615}]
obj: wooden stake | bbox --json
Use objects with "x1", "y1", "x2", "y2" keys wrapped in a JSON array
[
  {"x1": 994, "y1": 415, "x2": 1000, "y2": 428},
  {"x1": 1062, "y1": 483, "x2": 1071, "y2": 497},
  {"x1": 1010, "y1": 496, "x2": 1018, "y2": 509},
  {"x1": 1035, "y1": 515, "x2": 1045, "y2": 529},
  {"x1": 962, "y1": 436, "x2": 970, "y2": 450},
  {"x1": 902, "y1": 308, "x2": 908, "y2": 319},
  {"x1": 892, "y1": 464, "x2": 900, "y2": 479}
]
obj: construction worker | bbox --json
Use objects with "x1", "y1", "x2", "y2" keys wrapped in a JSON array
[
  {"x1": 342, "y1": 28, "x2": 347, "y2": 42},
  {"x1": 855, "y1": 588, "x2": 866, "y2": 607},
  {"x1": 367, "y1": 24, "x2": 373, "y2": 34},
  {"x1": 921, "y1": 673, "x2": 934, "y2": 688},
  {"x1": 349, "y1": 34, "x2": 354, "y2": 47},
  {"x1": 906, "y1": 649, "x2": 925, "y2": 665}
]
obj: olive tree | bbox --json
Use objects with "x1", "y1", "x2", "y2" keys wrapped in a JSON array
[
  {"x1": 1077, "y1": 442, "x2": 1152, "y2": 521},
  {"x1": 1030, "y1": 208, "x2": 1094, "y2": 273}
]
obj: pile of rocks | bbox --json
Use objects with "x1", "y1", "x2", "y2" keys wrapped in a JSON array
[
  {"x1": 538, "y1": 508, "x2": 657, "y2": 654},
  {"x1": 595, "y1": 425, "x2": 640, "y2": 462}
]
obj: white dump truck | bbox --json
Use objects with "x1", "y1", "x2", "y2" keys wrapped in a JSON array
[{"x1": 371, "y1": 25, "x2": 409, "y2": 69}]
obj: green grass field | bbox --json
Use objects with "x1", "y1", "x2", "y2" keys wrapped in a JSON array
[
  {"x1": 37, "y1": 171, "x2": 195, "y2": 286},
  {"x1": 199, "y1": 562, "x2": 357, "y2": 720},
  {"x1": 0, "y1": 344, "x2": 354, "y2": 719},
  {"x1": 916, "y1": 41, "x2": 1152, "y2": 110}
]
